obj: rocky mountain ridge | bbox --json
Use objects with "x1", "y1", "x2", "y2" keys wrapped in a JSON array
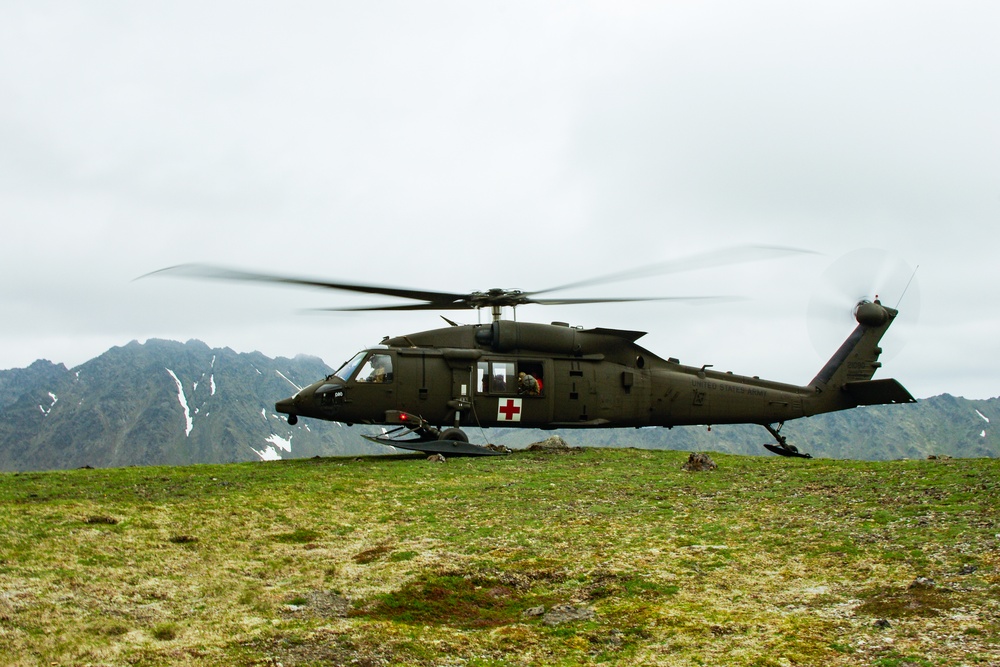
[{"x1": 0, "y1": 339, "x2": 386, "y2": 472}]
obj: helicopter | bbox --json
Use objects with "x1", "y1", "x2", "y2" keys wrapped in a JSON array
[{"x1": 149, "y1": 247, "x2": 916, "y2": 459}]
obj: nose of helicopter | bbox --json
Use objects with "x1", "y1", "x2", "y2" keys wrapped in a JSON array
[
  {"x1": 275, "y1": 392, "x2": 303, "y2": 425},
  {"x1": 275, "y1": 380, "x2": 333, "y2": 425},
  {"x1": 275, "y1": 395, "x2": 295, "y2": 414}
]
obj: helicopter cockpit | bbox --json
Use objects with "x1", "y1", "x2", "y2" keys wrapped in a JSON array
[
  {"x1": 328, "y1": 350, "x2": 393, "y2": 384},
  {"x1": 356, "y1": 352, "x2": 393, "y2": 383}
]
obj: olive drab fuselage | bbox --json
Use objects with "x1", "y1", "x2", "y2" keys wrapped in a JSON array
[{"x1": 275, "y1": 305, "x2": 915, "y2": 444}]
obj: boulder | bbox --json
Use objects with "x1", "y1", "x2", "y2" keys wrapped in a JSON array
[
  {"x1": 527, "y1": 436, "x2": 577, "y2": 452},
  {"x1": 682, "y1": 452, "x2": 717, "y2": 472}
]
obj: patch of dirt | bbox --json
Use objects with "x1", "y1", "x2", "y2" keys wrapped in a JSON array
[
  {"x1": 282, "y1": 590, "x2": 352, "y2": 619},
  {"x1": 353, "y1": 543, "x2": 393, "y2": 564},
  {"x1": 241, "y1": 630, "x2": 387, "y2": 667},
  {"x1": 542, "y1": 603, "x2": 595, "y2": 626},
  {"x1": 354, "y1": 567, "x2": 562, "y2": 629},
  {"x1": 857, "y1": 583, "x2": 957, "y2": 619}
]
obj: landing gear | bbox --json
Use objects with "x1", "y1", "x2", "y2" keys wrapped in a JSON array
[
  {"x1": 359, "y1": 411, "x2": 503, "y2": 456},
  {"x1": 762, "y1": 422, "x2": 812, "y2": 459},
  {"x1": 438, "y1": 427, "x2": 469, "y2": 443}
]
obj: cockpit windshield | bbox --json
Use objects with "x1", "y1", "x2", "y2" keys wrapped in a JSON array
[{"x1": 329, "y1": 351, "x2": 367, "y2": 382}]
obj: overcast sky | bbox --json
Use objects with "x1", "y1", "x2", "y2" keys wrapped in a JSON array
[{"x1": 2, "y1": 1, "x2": 998, "y2": 400}]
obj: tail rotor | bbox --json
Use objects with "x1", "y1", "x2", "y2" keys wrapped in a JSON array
[{"x1": 807, "y1": 248, "x2": 920, "y2": 361}]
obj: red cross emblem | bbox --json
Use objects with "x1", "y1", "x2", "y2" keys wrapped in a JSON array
[{"x1": 497, "y1": 398, "x2": 522, "y2": 422}]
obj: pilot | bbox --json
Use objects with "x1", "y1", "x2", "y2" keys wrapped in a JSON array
[
  {"x1": 367, "y1": 355, "x2": 392, "y2": 383},
  {"x1": 518, "y1": 371, "x2": 540, "y2": 396}
]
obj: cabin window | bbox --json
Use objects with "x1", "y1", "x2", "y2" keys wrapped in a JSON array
[
  {"x1": 477, "y1": 362, "x2": 489, "y2": 393},
  {"x1": 355, "y1": 353, "x2": 393, "y2": 383},
  {"x1": 476, "y1": 361, "x2": 515, "y2": 393},
  {"x1": 476, "y1": 360, "x2": 543, "y2": 396},
  {"x1": 492, "y1": 362, "x2": 515, "y2": 393}
]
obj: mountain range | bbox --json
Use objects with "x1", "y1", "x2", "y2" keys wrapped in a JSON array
[{"x1": 0, "y1": 339, "x2": 995, "y2": 472}]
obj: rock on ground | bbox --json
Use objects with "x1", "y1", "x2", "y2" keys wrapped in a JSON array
[
  {"x1": 526, "y1": 436, "x2": 580, "y2": 452},
  {"x1": 682, "y1": 452, "x2": 717, "y2": 471}
]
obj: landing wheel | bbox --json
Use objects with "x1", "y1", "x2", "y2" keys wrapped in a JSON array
[
  {"x1": 762, "y1": 423, "x2": 813, "y2": 459},
  {"x1": 438, "y1": 427, "x2": 469, "y2": 443}
]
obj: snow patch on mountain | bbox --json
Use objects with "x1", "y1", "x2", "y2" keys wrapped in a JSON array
[
  {"x1": 975, "y1": 410, "x2": 990, "y2": 438},
  {"x1": 165, "y1": 368, "x2": 194, "y2": 436},
  {"x1": 252, "y1": 433, "x2": 293, "y2": 461},
  {"x1": 254, "y1": 445, "x2": 282, "y2": 461},
  {"x1": 276, "y1": 370, "x2": 301, "y2": 392},
  {"x1": 39, "y1": 392, "x2": 58, "y2": 416},
  {"x1": 266, "y1": 433, "x2": 292, "y2": 452}
]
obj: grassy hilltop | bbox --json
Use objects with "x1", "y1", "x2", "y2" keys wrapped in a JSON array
[{"x1": 1, "y1": 448, "x2": 998, "y2": 666}]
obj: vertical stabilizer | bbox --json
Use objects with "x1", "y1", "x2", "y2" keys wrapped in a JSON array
[{"x1": 806, "y1": 300, "x2": 915, "y2": 414}]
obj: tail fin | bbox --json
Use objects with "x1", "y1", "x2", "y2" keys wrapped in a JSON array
[{"x1": 807, "y1": 300, "x2": 916, "y2": 414}]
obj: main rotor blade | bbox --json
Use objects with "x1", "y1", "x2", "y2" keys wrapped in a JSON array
[
  {"x1": 142, "y1": 264, "x2": 470, "y2": 306},
  {"x1": 527, "y1": 295, "x2": 742, "y2": 306},
  {"x1": 308, "y1": 294, "x2": 741, "y2": 312},
  {"x1": 529, "y1": 245, "x2": 816, "y2": 297},
  {"x1": 142, "y1": 247, "x2": 803, "y2": 314},
  {"x1": 310, "y1": 302, "x2": 473, "y2": 312}
]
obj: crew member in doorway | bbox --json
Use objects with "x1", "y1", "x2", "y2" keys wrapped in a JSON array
[{"x1": 518, "y1": 371, "x2": 540, "y2": 396}]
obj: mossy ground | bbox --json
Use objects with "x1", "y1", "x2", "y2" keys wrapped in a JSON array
[{"x1": 0, "y1": 448, "x2": 997, "y2": 666}]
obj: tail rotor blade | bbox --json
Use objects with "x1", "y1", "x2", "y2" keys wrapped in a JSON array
[{"x1": 807, "y1": 248, "x2": 920, "y2": 360}]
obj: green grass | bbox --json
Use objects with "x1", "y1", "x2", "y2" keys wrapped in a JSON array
[{"x1": 0, "y1": 448, "x2": 998, "y2": 665}]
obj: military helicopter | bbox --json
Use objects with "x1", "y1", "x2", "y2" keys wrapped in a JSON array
[{"x1": 150, "y1": 247, "x2": 915, "y2": 459}]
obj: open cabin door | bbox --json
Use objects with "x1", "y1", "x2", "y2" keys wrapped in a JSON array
[{"x1": 474, "y1": 358, "x2": 552, "y2": 428}]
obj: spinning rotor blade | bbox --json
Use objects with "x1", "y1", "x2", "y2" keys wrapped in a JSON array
[
  {"x1": 312, "y1": 302, "x2": 482, "y2": 312},
  {"x1": 526, "y1": 295, "x2": 740, "y2": 306},
  {"x1": 310, "y1": 295, "x2": 742, "y2": 312},
  {"x1": 528, "y1": 244, "x2": 816, "y2": 297},
  {"x1": 143, "y1": 245, "x2": 810, "y2": 314},
  {"x1": 142, "y1": 264, "x2": 472, "y2": 308}
]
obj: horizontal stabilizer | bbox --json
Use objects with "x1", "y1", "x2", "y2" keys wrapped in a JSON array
[{"x1": 843, "y1": 379, "x2": 917, "y2": 406}]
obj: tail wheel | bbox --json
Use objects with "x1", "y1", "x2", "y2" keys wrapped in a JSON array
[{"x1": 438, "y1": 427, "x2": 469, "y2": 443}]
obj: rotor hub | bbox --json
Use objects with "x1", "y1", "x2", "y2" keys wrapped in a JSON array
[{"x1": 854, "y1": 300, "x2": 890, "y2": 327}]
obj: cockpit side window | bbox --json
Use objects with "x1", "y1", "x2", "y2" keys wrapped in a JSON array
[{"x1": 356, "y1": 353, "x2": 394, "y2": 383}]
